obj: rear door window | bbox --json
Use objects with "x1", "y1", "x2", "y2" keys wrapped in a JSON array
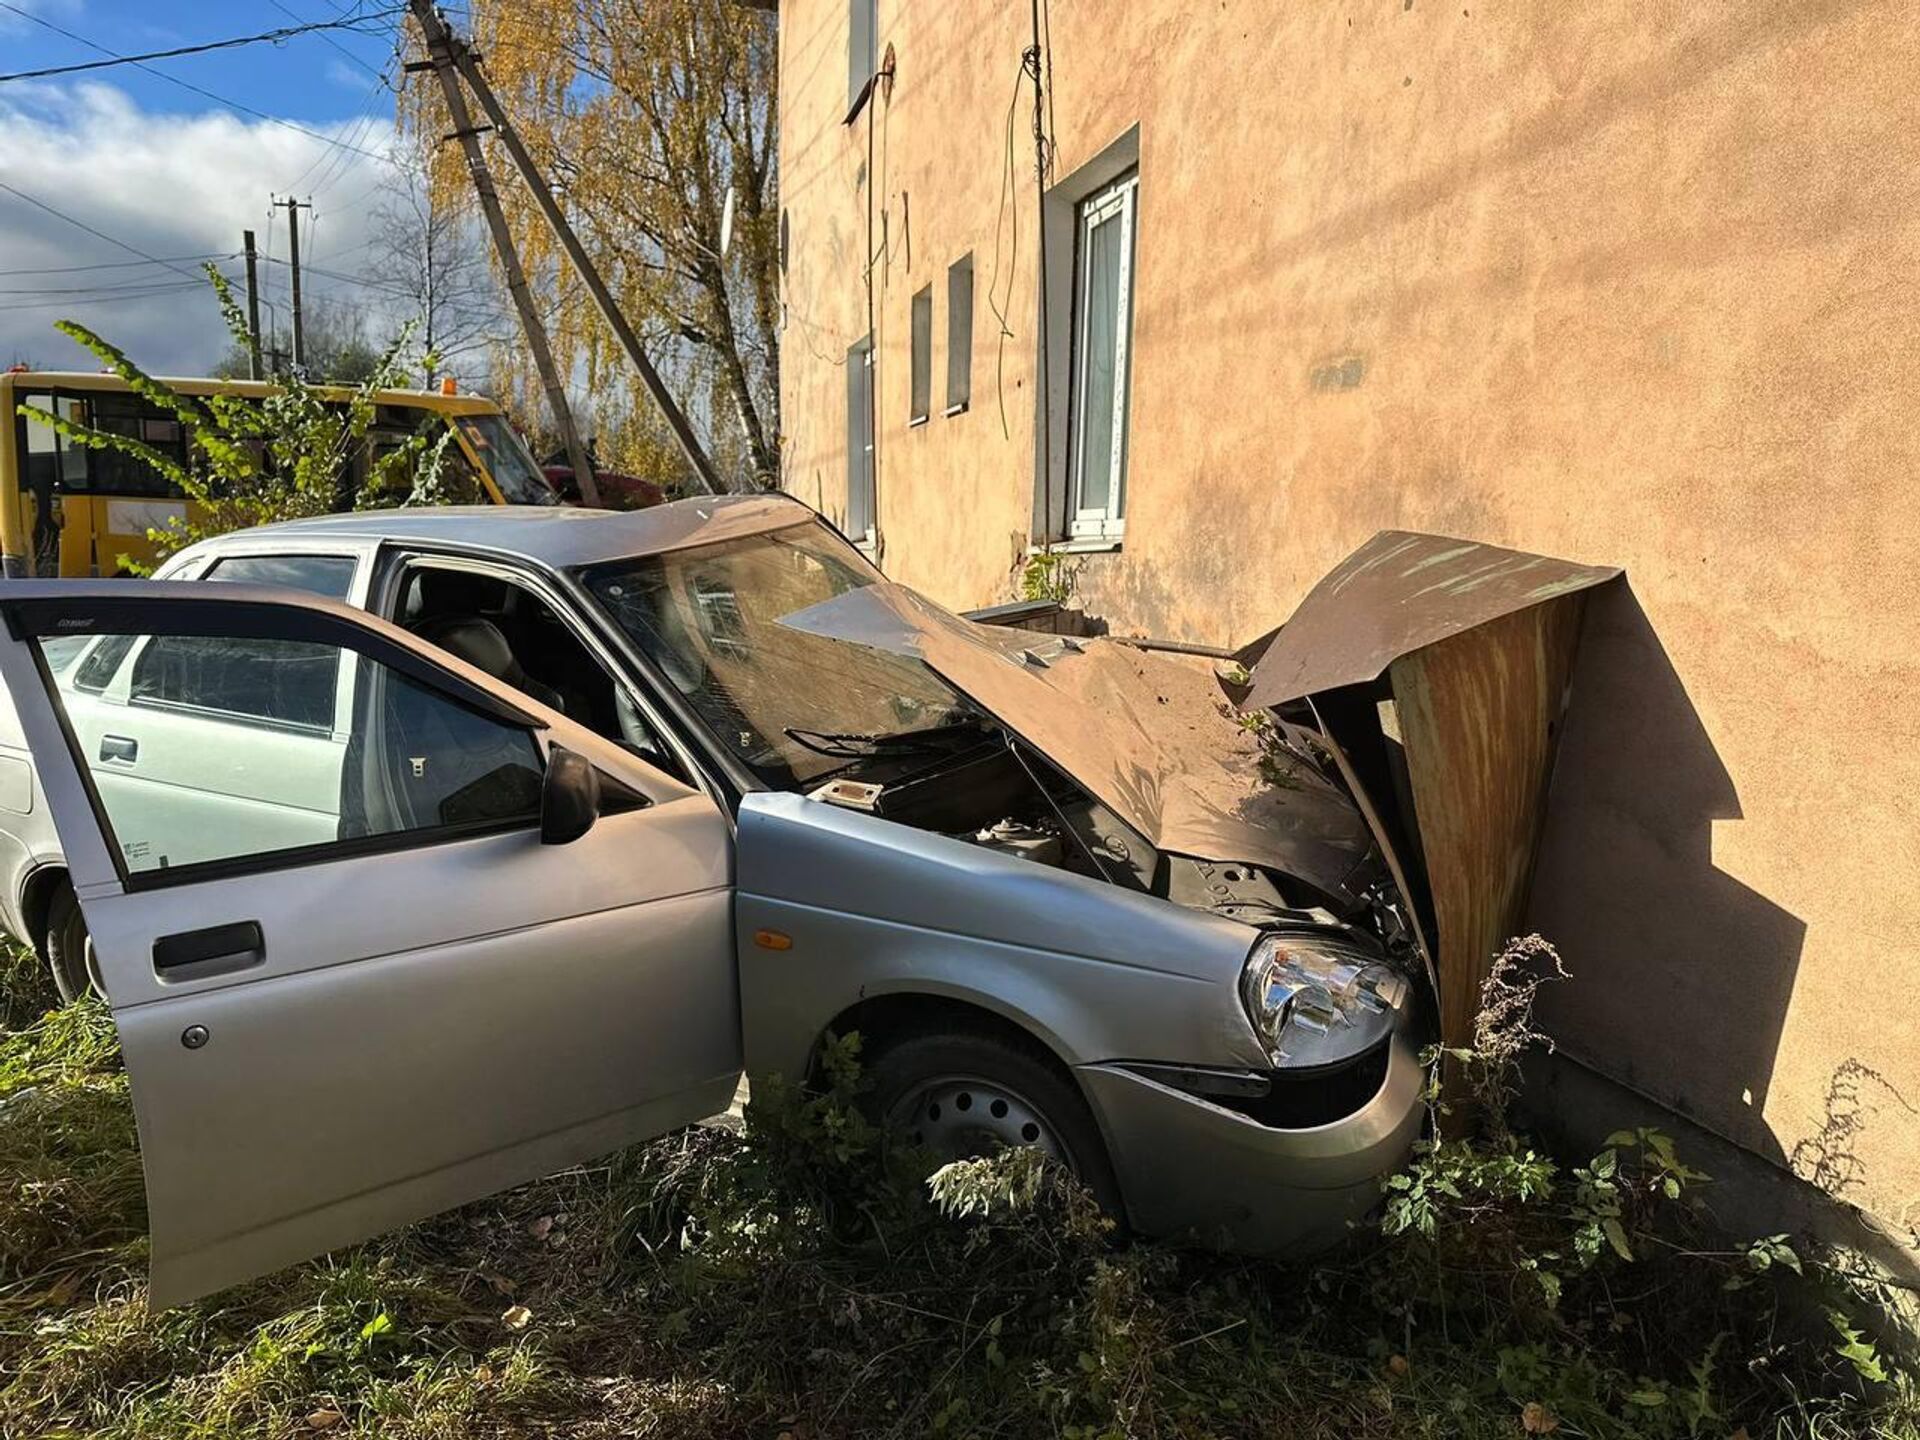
[{"x1": 205, "y1": 553, "x2": 358, "y2": 600}]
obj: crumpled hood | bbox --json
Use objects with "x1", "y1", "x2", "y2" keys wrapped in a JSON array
[{"x1": 778, "y1": 583, "x2": 1375, "y2": 903}]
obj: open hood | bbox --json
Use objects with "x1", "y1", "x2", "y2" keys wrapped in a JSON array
[{"x1": 778, "y1": 583, "x2": 1375, "y2": 903}]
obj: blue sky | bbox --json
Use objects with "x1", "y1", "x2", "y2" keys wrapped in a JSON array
[
  {"x1": 5, "y1": 0, "x2": 404, "y2": 126},
  {"x1": 0, "y1": 1, "x2": 420, "y2": 373}
]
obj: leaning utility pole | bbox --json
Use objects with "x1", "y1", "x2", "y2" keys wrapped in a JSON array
[
  {"x1": 408, "y1": 2, "x2": 731, "y2": 496},
  {"x1": 242, "y1": 228, "x2": 264, "y2": 381},
  {"x1": 405, "y1": 4, "x2": 599, "y2": 505},
  {"x1": 273, "y1": 196, "x2": 311, "y2": 373}
]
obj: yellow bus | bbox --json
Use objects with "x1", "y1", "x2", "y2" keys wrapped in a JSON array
[{"x1": 0, "y1": 369, "x2": 557, "y2": 578}]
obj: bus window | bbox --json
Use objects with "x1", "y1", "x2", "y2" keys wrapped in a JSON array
[
  {"x1": 55, "y1": 397, "x2": 90, "y2": 489},
  {"x1": 88, "y1": 392, "x2": 184, "y2": 498},
  {"x1": 20, "y1": 393, "x2": 62, "y2": 576}
]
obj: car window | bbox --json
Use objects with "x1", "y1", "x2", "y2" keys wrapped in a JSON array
[
  {"x1": 69, "y1": 633, "x2": 136, "y2": 693},
  {"x1": 46, "y1": 628, "x2": 545, "y2": 878},
  {"x1": 205, "y1": 553, "x2": 358, "y2": 599},
  {"x1": 130, "y1": 635, "x2": 338, "y2": 732},
  {"x1": 67, "y1": 554, "x2": 357, "y2": 698}
]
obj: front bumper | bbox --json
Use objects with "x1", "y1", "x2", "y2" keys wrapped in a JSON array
[{"x1": 1077, "y1": 1030, "x2": 1426, "y2": 1254}]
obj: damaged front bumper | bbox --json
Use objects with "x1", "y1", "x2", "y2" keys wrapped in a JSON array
[{"x1": 1077, "y1": 1028, "x2": 1426, "y2": 1255}]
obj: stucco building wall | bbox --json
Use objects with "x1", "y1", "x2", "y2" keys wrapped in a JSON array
[{"x1": 776, "y1": 0, "x2": 1920, "y2": 1239}]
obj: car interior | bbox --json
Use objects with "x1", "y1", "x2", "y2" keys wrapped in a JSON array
[{"x1": 394, "y1": 564, "x2": 683, "y2": 778}]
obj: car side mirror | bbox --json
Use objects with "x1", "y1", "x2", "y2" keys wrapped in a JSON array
[{"x1": 540, "y1": 746, "x2": 600, "y2": 845}]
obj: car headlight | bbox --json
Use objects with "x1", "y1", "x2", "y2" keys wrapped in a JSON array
[{"x1": 1239, "y1": 929, "x2": 1409, "y2": 1066}]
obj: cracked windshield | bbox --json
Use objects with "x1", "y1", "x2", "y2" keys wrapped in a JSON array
[{"x1": 583, "y1": 524, "x2": 972, "y2": 785}]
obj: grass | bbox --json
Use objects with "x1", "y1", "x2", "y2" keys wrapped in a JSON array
[{"x1": 0, "y1": 943, "x2": 1914, "y2": 1439}]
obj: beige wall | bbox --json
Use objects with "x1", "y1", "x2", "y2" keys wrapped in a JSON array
[{"x1": 778, "y1": 0, "x2": 1920, "y2": 1238}]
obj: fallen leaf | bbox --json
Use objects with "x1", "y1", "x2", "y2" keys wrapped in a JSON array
[
  {"x1": 526, "y1": 1215, "x2": 554, "y2": 1241},
  {"x1": 481, "y1": 1269, "x2": 517, "y2": 1296},
  {"x1": 501, "y1": 1304, "x2": 533, "y2": 1330},
  {"x1": 306, "y1": 1409, "x2": 343, "y2": 1430},
  {"x1": 474, "y1": 1365, "x2": 495, "y2": 1385},
  {"x1": 1521, "y1": 1401, "x2": 1560, "y2": 1434}
]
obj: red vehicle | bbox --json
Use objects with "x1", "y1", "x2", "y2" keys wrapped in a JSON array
[{"x1": 541, "y1": 446, "x2": 667, "y2": 510}]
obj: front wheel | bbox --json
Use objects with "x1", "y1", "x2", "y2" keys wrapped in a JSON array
[
  {"x1": 44, "y1": 881, "x2": 98, "y2": 1004},
  {"x1": 865, "y1": 1028, "x2": 1123, "y2": 1215}
]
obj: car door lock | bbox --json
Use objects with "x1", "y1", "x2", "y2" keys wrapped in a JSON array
[{"x1": 180, "y1": 1025, "x2": 209, "y2": 1050}]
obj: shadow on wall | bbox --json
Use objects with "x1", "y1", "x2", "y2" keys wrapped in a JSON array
[{"x1": 1525, "y1": 581, "x2": 1806, "y2": 1166}]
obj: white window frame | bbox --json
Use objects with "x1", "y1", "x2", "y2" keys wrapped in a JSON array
[{"x1": 1067, "y1": 172, "x2": 1137, "y2": 543}]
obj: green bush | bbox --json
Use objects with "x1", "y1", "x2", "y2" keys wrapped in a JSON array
[{"x1": 0, "y1": 942, "x2": 1913, "y2": 1438}]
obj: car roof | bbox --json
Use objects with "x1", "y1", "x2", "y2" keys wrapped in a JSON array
[{"x1": 230, "y1": 492, "x2": 820, "y2": 569}]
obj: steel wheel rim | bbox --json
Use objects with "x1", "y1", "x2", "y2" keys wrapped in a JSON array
[{"x1": 885, "y1": 1072, "x2": 1075, "y2": 1171}]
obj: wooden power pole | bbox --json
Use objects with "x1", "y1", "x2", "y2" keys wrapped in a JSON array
[
  {"x1": 408, "y1": 1, "x2": 730, "y2": 496},
  {"x1": 242, "y1": 229, "x2": 264, "y2": 381},
  {"x1": 272, "y1": 197, "x2": 312, "y2": 373},
  {"x1": 405, "y1": 2, "x2": 600, "y2": 505}
]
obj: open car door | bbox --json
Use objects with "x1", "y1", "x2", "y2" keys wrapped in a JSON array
[{"x1": 0, "y1": 581, "x2": 739, "y2": 1308}]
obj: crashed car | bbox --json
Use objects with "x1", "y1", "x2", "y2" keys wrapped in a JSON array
[{"x1": 0, "y1": 495, "x2": 1429, "y2": 1307}]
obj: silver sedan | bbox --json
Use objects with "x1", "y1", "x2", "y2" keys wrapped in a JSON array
[{"x1": 0, "y1": 495, "x2": 1426, "y2": 1308}]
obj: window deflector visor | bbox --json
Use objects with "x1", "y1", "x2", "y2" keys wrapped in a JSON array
[{"x1": 4, "y1": 584, "x2": 541, "y2": 729}]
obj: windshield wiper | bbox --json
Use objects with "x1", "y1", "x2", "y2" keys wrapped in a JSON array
[{"x1": 783, "y1": 720, "x2": 983, "y2": 760}]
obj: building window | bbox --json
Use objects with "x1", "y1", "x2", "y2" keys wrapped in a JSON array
[
  {"x1": 846, "y1": 335, "x2": 875, "y2": 539},
  {"x1": 946, "y1": 254, "x2": 973, "y2": 415},
  {"x1": 1068, "y1": 172, "x2": 1137, "y2": 541},
  {"x1": 909, "y1": 285, "x2": 932, "y2": 426},
  {"x1": 847, "y1": 0, "x2": 877, "y2": 118}
]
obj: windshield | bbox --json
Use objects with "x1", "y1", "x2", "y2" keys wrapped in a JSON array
[
  {"x1": 452, "y1": 414, "x2": 558, "y2": 505},
  {"x1": 581, "y1": 522, "x2": 973, "y2": 785}
]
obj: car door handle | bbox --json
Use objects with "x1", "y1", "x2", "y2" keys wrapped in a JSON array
[
  {"x1": 99, "y1": 734, "x2": 138, "y2": 763},
  {"x1": 152, "y1": 920, "x2": 265, "y2": 979}
]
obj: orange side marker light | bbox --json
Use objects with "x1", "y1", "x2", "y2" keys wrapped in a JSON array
[{"x1": 753, "y1": 929, "x2": 793, "y2": 951}]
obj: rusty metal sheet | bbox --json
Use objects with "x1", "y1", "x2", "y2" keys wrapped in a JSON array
[
  {"x1": 1245, "y1": 531, "x2": 1619, "y2": 711},
  {"x1": 1388, "y1": 596, "x2": 1590, "y2": 1047},
  {"x1": 779, "y1": 583, "x2": 1376, "y2": 898}
]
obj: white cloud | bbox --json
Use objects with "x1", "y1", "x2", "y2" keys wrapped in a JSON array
[{"x1": 0, "y1": 81, "x2": 402, "y2": 375}]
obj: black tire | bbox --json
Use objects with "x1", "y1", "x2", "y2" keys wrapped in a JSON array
[
  {"x1": 864, "y1": 1027, "x2": 1123, "y2": 1216},
  {"x1": 44, "y1": 880, "x2": 95, "y2": 1004}
]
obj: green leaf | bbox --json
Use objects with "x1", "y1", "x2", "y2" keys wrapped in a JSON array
[{"x1": 1602, "y1": 1218, "x2": 1634, "y2": 1261}]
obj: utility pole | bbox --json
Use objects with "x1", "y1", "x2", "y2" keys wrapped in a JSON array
[
  {"x1": 242, "y1": 229, "x2": 264, "y2": 381},
  {"x1": 273, "y1": 196, "x2": 311, "y2": 373},
  {"x1": 404, "y1": 4, "x2": 600, "y2": 506},
  {"x1": 408, "y1": 2, "x2": 731, "y2": 496}
]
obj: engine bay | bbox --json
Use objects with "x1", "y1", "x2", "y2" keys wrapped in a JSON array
[{"x1": 800, "y1": 722, "x2": 1419, "y2": 966}]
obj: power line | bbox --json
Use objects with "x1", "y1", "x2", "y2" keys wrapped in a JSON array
[
  {"x1": 0, "y1": 180, "x2": 212, "y2": 282},
  {"x1": 0, "y1": 2, "x2": 402, "y2": 162},
  {"x1": 0, "y1": 281, "x2": 211, "y2": 314},
  {"x1": 0, "y1": 5, "x2": 402, "y2": 84},
  {"x1": 266, "y1": 0, "x2": 388, "y2": 81},
  {"x1": 0, "y1": 272, "x2": 240, "y2": 295},
  {"x1": 0, "y1": 253, "x2": 234, "y2": 278}
]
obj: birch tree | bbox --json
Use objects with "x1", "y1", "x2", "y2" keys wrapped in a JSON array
[{"x1": 404, "y1": 0, "x2": 778, "y2": 487}]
